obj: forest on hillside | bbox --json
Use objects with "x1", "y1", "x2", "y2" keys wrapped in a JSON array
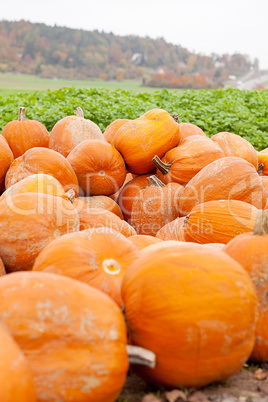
[{"x1": 0, "y1": 20, "x2": 259, "y2": 88}]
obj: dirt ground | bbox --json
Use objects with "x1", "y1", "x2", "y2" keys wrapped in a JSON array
[{"x1": 119, "y1": 363, "x2": 268, "y2": 402}]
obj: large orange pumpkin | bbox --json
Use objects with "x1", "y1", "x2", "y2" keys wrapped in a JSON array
[
  {"x1": 0, "y1": 323, "x2": 36, "y2": 402},
  {"x1": 113, "y1": 109, "x2": 180, "y2": 174},
  {"x1": 103, "y1": 118, "x2": 131, "y2": 144},
  {"x1": 130, "y1": 176, "x2": 183, "y2": 236},
  {"x1": 179, "y1": 156, "x2": 266, "y2": 216},
  {"x1": 153, "y1": 136, "x2": 224, "y2": 185},
  {"x1": 49, "y1": 107, "x2": 104, "y2": 157},
  {"x1": 79, "y1": 195, "x2": 124, "y2": 219},
  {"x1": 5, "y1": 147, "x2": 79, "y2": 196},
  {"x1": 122, "y1": 246, "x2": 257, "y2": 388},
  {"x1": 0, "y1": 192, "x2": 79, "y2": 272},
  {"x1": 67, "y1": 139, "x2": 126, "y2": 196},
  {"x1": 0, "y1": 271, "x2": 128, "y2": 401},
  {"x1": 0, "y1": 135, "x2": 14, "y2": 193},
  {"x1": 128, "y1": 234, "x2": 163, "y2": 251},
  {"x1": 258, "y1": 148, "x2": 268, "y2": 176},
  {"x1": 178, "y1": 122, "x2": 207, "y2": 143},
  {"x1": 211, "y1": 131, "x2": 258, "y2": 169},
  {"x1": 156, "y1": 216, "x2": 185, "y2": 241},
  {"x1": 184, "y1": 199, "x2": 258, "y2": 244},
  {"x1": 33, "y1": 227, "x2": 140, "y2": 308},
  {"x1": 2, "y1": 107, "x2": 49, "y2": 158},
  {"x1": 223, "y1": 210, "x2": 268, "y2": 362},
  {"x1": 73, "y1": 200, "x2": 136, "y2": 236}
]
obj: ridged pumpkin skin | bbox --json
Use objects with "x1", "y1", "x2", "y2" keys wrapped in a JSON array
[
  {"x1": 113, "y1": 109, "x2": 180, "y2": 174},
  {"x1": 156, "y1": 136, "x2": 224, "y2": 185},
  {"x1": 130, "y1": 182, "x2": 183, "y2": 236},
  {"x1": 0, "y1": 272, "x2": 128, "y2": 402},
  {"x1": 0, "y1": 324, "x2": 36, "y2": 402},
  {"x1": 49, "y1": 108, "x2": 104, "y2": 157},
  {"x1": 0, "y1": 173, "x2": 69, "y2": 203},
  {"x1": 178, "y1": 122, "x2": 206, "y2": 143},
  {"x1": 258, "y1": 148, "x2": 268, "y2": 175},
  {"x1": 67, "y1": 140, "x2": 126, "y2": 196},
  {"x1": 5, "y1": 147, "x2": 79, "y2": 196},
  {"x1": 103, "y1": 119, "x2": 131, "y2": 144},
  {"x1": 79, "y1": 195, "x2": 124, "y2": 219},
  {"x1": 128, "y1": 235, "x2": 163, "y2": 251},
  {"x1": 2, "y1": 108, "x2": 49, "y2": 158},
  {"x1": 117, "y1": 174, "x2": 151, "y2": 222},
  {"x1": 184, "y1": 200, "x2": 258, "y2": 244},
  {"x1": 223, "y1": 212, "x2": 268, "y2": 362},
  {"x1": 33, "y1": 228, "x2": 140, "y2": 308},
  {"x1": 180, "y1": 157, "x2": 266, "y2": 216},
  {"x1": 110, "y1": 172, "x2": 135, "y2": 201},
  {"x1": 0, "y1": 257, "x2": 6, "y2": 276},
  {"x1": 211, "y1": 132, "x2": 258, "y2": 169},
  {"x1": 0, "y1": 193, "x2": 79, "y2": 272},
  {"x1": 73, "y1": 200, "x2": 136, "y2": 236},
  {"x1": 0, "y1": 136, "x2": 14, "y2": 193},
  {"x1": 156, "y1": 217, "x2": 185, "y2": 241},
  {"x1": 122, "y1": 246, "x2": 257, "y2": 388}
]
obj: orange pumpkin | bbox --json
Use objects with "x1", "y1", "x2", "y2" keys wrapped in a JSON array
[
  {"x1": 0, "y1": 271, "x2": 128, "y2": 401},
  {"x1": 179, "y1": 157, "x2": 266, "y2": 216},
  {"x1": 0, "y1": 192, "x2": 79, "y2": 272},
  {"x1": 140, "y1": 240, "x2": 202, "y2": 256},
  {"x1": 117, "y1": 174, "x2": 151, "y2": 222},
  {"x1": 5, "y1": 147, "x2": 79, "y2": 196},
  {"x1": 224, "y1": 210, "x2": 268, "y2": 362},
  {"x1": 184, "y1": 200, "x2": 258, "y2": 244},
  {"x1": 0, "y1": 323, "x2": 36, "y2": 402},
  {"x1": 79, "y1": 195, "x2": 124, "y2": 219},
  {"x1": 130, "y1": 176, "x2": 183, "y2": 236},
  {"x1": 0, "y1": 257, "x2": 6, "y2": 276},
  {"x1": 153, "y1": 136, "x2": 224, "y2": 185},
  {"x1": 0, "y1": 173, "x2": 72, "y2": 203},
  {"x1": 128, "y1": 235, "x2": 163, "y2": 251},
  {"x1": 156, "y1": 217, "x2": 185, "y2": 241},
  {"x1": 0, "y1": 136, "x2": 14, "y2": 193},
  {"x1": 2, "y1": 107, "x2": 49, "y2": 158},
  {"x1": 73, "y1": 199, "x2": 136, "y2": 236},
  {"x1": 33, "y1": 227, "x2": 140, "y2": 308},
  {"x1": 109, "y1": 172, "x2": 135, "y2": 201},
  {"x1": 211, "y1": 132, "x2": 258, "y2": 169},
  {"x1": 178, "y1": 122, "x2": 207, "y2": 143},
  {"x1": 49, "y1": 107, "x2": 104, "y2": 157},
  {"x1": 113, "y1": 109, "x2": 180, "y2": 174},
  {"x1": 258, "y1": 148, "x2": 268, "y2": 176},
  {"x1": 122, "y1": 246, "x2": 257, "y2": 388},
  {"x1": 103, "y1": 118, "x2": 131, "y2": 144},
  {"x1": 67, "y1": 140, "x2": 126, "y2": 196}
]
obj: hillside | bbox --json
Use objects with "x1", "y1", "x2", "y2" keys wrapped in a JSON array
[{"x1": 0, "y1": 20, "x2": 258, "y2": 88}]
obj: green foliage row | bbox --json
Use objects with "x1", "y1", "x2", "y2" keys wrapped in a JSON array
[{"x1": 0, "y1": 87, "x2": 267, "y2": 150}]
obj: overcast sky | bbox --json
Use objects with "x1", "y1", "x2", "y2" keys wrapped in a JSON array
[{"x1": 2, "y1": 0, "x2": 268, "y2": 69}]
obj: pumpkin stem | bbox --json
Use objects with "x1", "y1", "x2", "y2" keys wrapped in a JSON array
[
  {"x1": 76, "y1": 107, "x2": 84, "y2": 118},
  {"x1": 152, "y1": 155, "x2": 171, "y2": 175},
  {"x1": 127, "y1": 345, "x2": 156, "y2": 369},
  {"x1": 66, "y1": 189, "x2": 75, "y2": 203},
  {"x1": 258, "y1": 163, "x2": 264, "y2": 174},
  {"x1": 172, "y1": 113, "x2": 179, "y2": 122},
  {"x1": 18, "y1": 107, "x2": 26, "y2": 121},
  {"x1": 253, "y1": 210, "x2": 268, "y2": 236},
  {"x1": 147, "y1": 175, "x2": 165, "y2": 187},
  {"x1": 183, "y1": 215, "x2": 190, "y2": 227}
]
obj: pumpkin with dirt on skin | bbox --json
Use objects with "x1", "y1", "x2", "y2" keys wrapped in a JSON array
[
  {"x1": 103, "y1": 118, "x2": 131, "y2": 144},
  {"x1": 211, "y1": 131, "x2": 258, "y2": 169},
  {"x1": 49, "y1": 107, "x2": 104, "y2": 157},
  {"x1": 0, "y1": 323, "x2": 36, "y2": 402},
  {"x1": 0, "y1": 192, "x2": 79, "y2": 272},
  {"x1": 184, "y1": 199, "x2": 259, "y2": 244},
  {"x1": 33, "y1": 227, "x2": 140, "y2": 308},
  {"x1": 122, "y1": 245, "x2": 257, "y2": 388},
  {"x1": 67, "y1": 139, "x2": 126, "y2": 196},
  {"x1": 2, "y1": 107, "x2": 49, "y2": 159},
  {"x1": 113, "y1": 108, "x2": 181, "y2": 174},
  {"x1": 130, "y1": 175, "x2": 183, "y2": 236},
  {"x1": 224, "y1": 210, "x2": 268, "y2": 363},
  {"x1": 5, "y1": 147, "x2": 79, "y2": 196},
  {"x1": 0, "y1": 136, "x2": 14, "y2": 193}
]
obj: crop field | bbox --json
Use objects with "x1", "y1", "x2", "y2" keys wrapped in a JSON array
[{"x1": 0, "y1": 86, "x2": 268, "y2": 150}]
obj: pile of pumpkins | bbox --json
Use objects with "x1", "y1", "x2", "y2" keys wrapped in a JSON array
[{"x1": 0, "y1": 106, "x2": 267, "y2": 401}]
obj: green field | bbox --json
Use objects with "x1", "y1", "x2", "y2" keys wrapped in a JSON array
[{"x1": 0, "y1": 73, "x2": 165, "y2": 96}]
